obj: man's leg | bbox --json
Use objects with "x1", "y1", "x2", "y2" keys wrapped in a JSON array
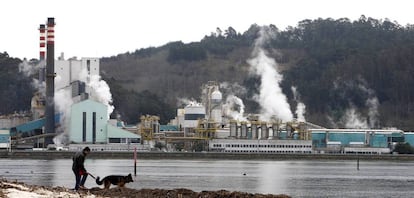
[
  {"x1": 79, "y1": 174, "x2": 88, "y2": 188},
  {"x1": 73, "y1": 170, "x2": 81, "y2": 190}
]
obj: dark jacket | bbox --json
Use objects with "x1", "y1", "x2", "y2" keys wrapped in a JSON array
[{"x1": 72, "y1": 151, "x2": 86, "y2": 173}]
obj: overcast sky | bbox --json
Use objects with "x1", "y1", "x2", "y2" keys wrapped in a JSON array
[{"x1": 1, "y1": 0, "x2": 413, "y2": 60}]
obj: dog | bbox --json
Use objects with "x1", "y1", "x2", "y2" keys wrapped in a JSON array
[{"x1": 95, "y1": 173, "x2": 133, "y2": 189}]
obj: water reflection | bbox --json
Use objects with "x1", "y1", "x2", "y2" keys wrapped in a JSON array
[{"x1": 1, "y1": 159, "x2": 414, "y2": 197}]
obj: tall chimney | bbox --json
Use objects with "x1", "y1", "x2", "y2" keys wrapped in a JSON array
[
  {"x1": 38, "y1": 24, "x2": 46, "y2": 82},
  {"x1": 45, "y1": 17, "x2": 55, "y2": 146},
  {"x1": 39, "y1": 24, "x2": 46, "y2": 60}
]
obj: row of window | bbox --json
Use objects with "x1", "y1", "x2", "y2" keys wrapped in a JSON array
[
  {"x1": 108, "y1": 138, "x2": 140, "y2": 143},
  {"x1": 212, "y1": 144, "x2": 312, "y2": 148},
  {"x1": 220, "y1": 150, "x2": 312, "y2": 153}
]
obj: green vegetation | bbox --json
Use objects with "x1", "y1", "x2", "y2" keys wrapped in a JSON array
[
  {"x1": 0, "y1": 52, "x2": 34, "y2": 115},
  {"x1": 394, "y1": 143, "x2": 414, "y2": 154},
  {"x1": 104, "y1": 76, "x2": 175, "y2": 124}
]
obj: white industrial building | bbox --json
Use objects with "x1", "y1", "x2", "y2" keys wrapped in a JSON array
[{"x1": 55, "y1": 56, "x2": 100, "y2": 91}]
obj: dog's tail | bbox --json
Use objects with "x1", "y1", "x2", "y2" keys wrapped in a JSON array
[{"x1": 96, "y1": 176, "x2": 103, "y2": 185}]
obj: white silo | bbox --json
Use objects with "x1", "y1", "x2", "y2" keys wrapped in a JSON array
[{"x1": 210, "y1": 89, "x2": 223, "y2": 124}]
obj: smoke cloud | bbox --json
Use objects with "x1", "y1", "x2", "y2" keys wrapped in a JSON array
[{"x1": 247, "y1": 26, "x2": 293, "y2": 122}]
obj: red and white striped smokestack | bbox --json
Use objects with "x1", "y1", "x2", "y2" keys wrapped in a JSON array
[
  {"x1": 47, "y1": 19, "x2": 55, "y2": 46},
  {"x1": 39, "y1": 24, "x2": 46, "y2": 60}
]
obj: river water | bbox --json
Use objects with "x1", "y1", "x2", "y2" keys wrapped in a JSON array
[{"x1": 1, "y1": 159, "x2": 413, "y2": 197}]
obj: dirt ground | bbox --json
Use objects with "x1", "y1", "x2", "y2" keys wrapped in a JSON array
[
  {"x1": 1, "y1": 179, "x2": 291, "y2": 198},
  {"x1": 88, "y1": 187, "x2": 291, "y2": 198}
]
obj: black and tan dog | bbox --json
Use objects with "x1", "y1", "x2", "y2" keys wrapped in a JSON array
[{"x1": 95, "y1": 173, "x2": 133, "y2": 189}]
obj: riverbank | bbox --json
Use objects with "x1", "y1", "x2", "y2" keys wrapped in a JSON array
[
  {"x1": 0, "y1": 179, "x2": 290, "y2": 198},
  {"x1": 1, "y1": 150, "x2": 414, "y2": 160}
]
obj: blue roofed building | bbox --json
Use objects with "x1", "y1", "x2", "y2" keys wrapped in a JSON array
[
  {"x1": 69, "y1": 99, "x2": 140, "y2": 144},
  {"x1": 310, "y1": 129, "x2": 404, "y2": 154}
]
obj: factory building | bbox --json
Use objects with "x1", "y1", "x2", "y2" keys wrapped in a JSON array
[
  {"x1": 209, "y1": 139, "x2": 312, "y2": 153},
  {"x1": 6, "y1": 17, "x2": 142, "y2": 150},
  {"x1": 311, "y1": 129, "x2": 404, "y2": 154},
  {"x1": 57, "y1": 58, "x2": 141, "y2": 146},
  {"x1": 69, "y1": 99, "x2": 107, "y2": 143},
  {"x1": 182, "y1": 103, "x2": 206, "y2": 136},
  {"x1": 0, "y1": 129, "x2": 10, "y2": 149},
  {"x1": 403, "y1": 132, "x2": 414, "y2": 146},
  {"x1": 202, "y1": 81, "x2": 223, "y2": 125}
]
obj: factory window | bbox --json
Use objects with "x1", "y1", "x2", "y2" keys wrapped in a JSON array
[
  {"x1": 82, "y1": 112, "x2": 86, "y2": 142},
  {"x1": 92, "y1": 112, "x2": 96, "y2": 144},
  {"x1": 109, "y1": 138, "x2": 121, "y2": 143},
  {"x1": 130, "y1": 138, "x2": 140, "y2": 143},
  {"x1": 184, "y1": 114, "x2": 205, "y2": 120},
  {"x1": 87, "y1": 60, "x2": 91, "y2": 74}
]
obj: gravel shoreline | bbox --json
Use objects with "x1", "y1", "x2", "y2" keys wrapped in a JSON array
[{"x1": 1, "y1": 179, "x2": 291, "y2": 198}]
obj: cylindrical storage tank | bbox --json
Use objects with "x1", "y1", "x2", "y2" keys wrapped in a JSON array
[
  {"x1": 210, "y1": 90, "x2": 222, "y2": 124},
  {"x1": 230, "y1": 120, "x2": 237, "y2": 137},
  {"x1": 251, "y1": 122, "x2": 258, "y2": 139},
  {"x1": 183, "y1": 104, "x2": 205, "y2": 128},
  {"x1": 211, "y1": 90, "x2": 222, "y2": 103},
  {"x1": 293, "y1": 131, "x2": 299, "y2": 140},
  {"x1": 211, "y1": 109, "x2": 222, "y2": 125},
  {"x1": 272, "y1": 123, "x2": 279, "y2": 139},
  {"x1": 241, "y1": 121, "x2": 247, "y2": 138},
  {"x1": 261, "y1": 122, "x2": 269, "y2": 139},
  {"x1": 152, "y1": 123, "x2": 159, "y2": 133}
]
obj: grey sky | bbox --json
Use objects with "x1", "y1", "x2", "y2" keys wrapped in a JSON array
[{"x1": 1, "y1": 0, "x2": 412, "y2": 60}]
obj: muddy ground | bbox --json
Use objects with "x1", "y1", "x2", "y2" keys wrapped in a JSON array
[{"x1": 1, "y1": 179, "x2": 291, "y2": 198}]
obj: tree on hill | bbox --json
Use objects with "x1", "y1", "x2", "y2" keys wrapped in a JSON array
[{"x1": 0, "y1": 52, "x2": 34, "y2": 115}]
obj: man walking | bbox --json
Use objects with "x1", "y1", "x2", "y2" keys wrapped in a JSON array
[{"x1": 72, "y1": 147, "x2": 91, "y2": 190}]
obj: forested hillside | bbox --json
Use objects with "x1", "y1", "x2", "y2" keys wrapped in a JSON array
[
  {"x1": 1, "y1": 16, "x2": 413, "y2": 130},
  {"x1": 101, "y1": 16, "x2": 414, "y2": 130},
  {"x1": 0, "y1": 53, "x2": 34, "y2": 115}
]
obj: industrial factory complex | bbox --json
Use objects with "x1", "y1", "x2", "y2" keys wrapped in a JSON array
[{"x1": 0, "y1": 17, "x2": 413, "y2": 155}]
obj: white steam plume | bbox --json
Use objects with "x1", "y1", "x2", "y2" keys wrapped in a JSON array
[
  {"x1": 78, "y1": 68, "x2": 114, "y2": 119},
  {"x1": 53, "y1": 88, "x2": 74, "y2": 145},
  {"x1": 335, "y1": 77, "x2": 380, "y2": 129},
  {"x1": 223, "y1": 95, "x2": 246, "y2": 121},
  {"x1": 18, "y1": 60, "x2": 46, "y2": 97},
  {"x1": 366, "y1": 97, "x2": 379, "y2": 128},
  {"x1": 343, "y1": 106, "x2": 368, "y2": 129},
  {"x1": 219, "y1": 82, "x2": 247, "y2": 96},
  {"x1": 295, "y1": 103, "x2": 306, "y2": 122},
  {"x1": 247, "y1": 26, "x2": 293, "y2": 122},
  {"x1": 291, "y1": 86, "x2": 306, "y2": 122},
  {"x1": 88, "y1": 75, "x2": 114, "y2": 119},
  {"x1": 358, "y1": 82, "x2": 379, "y2": 128},
  {"x1": 177, "y1": 98, "x2": 201, "y2": 107}
]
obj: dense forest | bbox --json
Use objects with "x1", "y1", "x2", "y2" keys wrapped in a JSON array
[{"x1": 1, "y1": 16, "x2": 414, "y2": 130}]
